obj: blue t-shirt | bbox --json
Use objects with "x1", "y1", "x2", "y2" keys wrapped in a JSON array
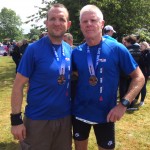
[
  {"x1": 72, "y1": 39, "x2": 138, "y2": 123},
  {"x1": 103, "y1": 35, "x2": 117, "y2": 42},
  {"x1": 18, "y1": 36, "x2": 72, "y2": 120}
]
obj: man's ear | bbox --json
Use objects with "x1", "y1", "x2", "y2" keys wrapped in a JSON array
[
  {"x1": 67, "y1": 21, "x2": 72, "y2": 30},
  {"x1": 101, "y1": 20, "x2": 105, "y2": 29},
  {"x1": 45, "y1": 20, "x2": 48, "y2": 28}
]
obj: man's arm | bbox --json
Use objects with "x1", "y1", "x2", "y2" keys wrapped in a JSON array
[
  {"x1": 11, "y1": 73, "x2": 29, "y2": 141},
  {"x1": 122, "y1": 66, "x2": 145, "y2": 102},
  {"x1": 11, "y1": 73, "x2": 29, "y2": 113},
  {"x1": 107, "y1": 67, "x2": 145, "y2": 122}
]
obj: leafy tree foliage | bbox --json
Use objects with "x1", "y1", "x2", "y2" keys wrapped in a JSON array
[
  {"x1": 28, "y1": 0, "x2": 150, "y2": 43},
  {"x1": 26, "y1": 28, "x2": 41, "y2": 41},
  {"x1": 96, "y1": 0, "x2": 150, "y2": 42},
  {"x1": 135, "y1": 28, "x2": 150, "y2": 42},
  {"x1": 0, "y1": 8, "x2": 23, "y2": 41}
]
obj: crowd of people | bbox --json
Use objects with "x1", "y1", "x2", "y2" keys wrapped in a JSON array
[
  {"x1": 8, "y1": 3, "x2": 150, "y2": 150},
  {"x1": 0, "y1": 40, "x2": 29, "y2": 73},
  {"x1": 120, "y1": 35, "x2": 150, "y2": 109}
]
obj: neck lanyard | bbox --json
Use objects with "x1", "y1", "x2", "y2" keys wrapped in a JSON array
[
  {"x1": 86, "y1": 40, "x2": 104, "y2": 86},
  {"x1": 52, "y1": 45, "x2": 66, "y2": 75},
  {"x1": 86, "y1": 42, "x2": 102, "y2": 76},
  {"x1": 49, "y1": 39, "x2": 70, "y2": 86}
]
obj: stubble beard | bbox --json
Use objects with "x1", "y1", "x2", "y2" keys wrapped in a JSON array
[{"x1": 51, "y1": 31, "x2": 66, "y2": 39}]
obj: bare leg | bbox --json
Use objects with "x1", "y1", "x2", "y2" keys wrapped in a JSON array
[
  {"x1": 74, "y1": 139, "x2": 88, "y2": 150},
  {"x1": 98, "y1": 146, "x2": 114, "y2": 150}
]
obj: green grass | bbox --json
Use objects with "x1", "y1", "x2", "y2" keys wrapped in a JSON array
[
  {"x1": 0, "y1": 56, "x2": 18, "y2": 150},
  {"x1": 0, "y1": 56, "x2": 150, "y2": 150}
]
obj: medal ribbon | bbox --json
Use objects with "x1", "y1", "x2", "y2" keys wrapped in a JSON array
[
  {"x1": 87, "y1": 38, "x2": 106, "y2": 103},
  {"x1": 87, "y1": 44, "x2": 101, "y2": 76},
  {"x1": 52, "y1": 45, "x2": 66, "y2": 75},
  {"x1": 49, "y1": 39, "x2": 71, "y2": 93}
]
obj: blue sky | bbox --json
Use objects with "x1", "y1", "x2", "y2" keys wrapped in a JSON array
[{"x1": 0, "y1": 0, "x2": 45, "y2": 34}]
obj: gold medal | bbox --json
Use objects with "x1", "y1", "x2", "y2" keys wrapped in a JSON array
[
  {"x1": 58, "y1": 74, "x2": 66, "y2": 85},
  {"x1": 89, "y1": 75, "x2": 98, "y2": 86}
]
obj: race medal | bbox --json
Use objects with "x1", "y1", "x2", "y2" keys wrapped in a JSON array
[
  {"x1": 89, "y1": 75, "x2": 98, "y2": 86},
  {"x1": 58, "y1": 74, "x2": 66, "y2": 85}
]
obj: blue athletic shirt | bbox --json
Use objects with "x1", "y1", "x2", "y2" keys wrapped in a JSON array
[
  {"x1": 103, "y1": 35, "x2": 117, "y2": 42},
  {"x1": 17, "y1": 36, "x2": 72, "y2": 120},
  {"x1": 72, "y1": 39, "x2": 138, "y2": 123}
]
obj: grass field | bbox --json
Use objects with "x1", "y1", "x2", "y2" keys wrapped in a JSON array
[{"x1": 0, "y1": 56, "x2": 150, "y2": 150}]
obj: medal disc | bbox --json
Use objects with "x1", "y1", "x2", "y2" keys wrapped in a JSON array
[
  {"x1": 58, "y1": 75, "x2": 66, "y2": 85},
  {"x1": 89, "y1": 75, "x2": 98, "y2": 86}
]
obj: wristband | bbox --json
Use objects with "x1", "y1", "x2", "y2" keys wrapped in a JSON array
[
  {"x1": 120, "y1": 99, "x2": 130, "y2": 107},
  {"x1": 10, "y1": 112, "x2": 23, "y2": 126}
]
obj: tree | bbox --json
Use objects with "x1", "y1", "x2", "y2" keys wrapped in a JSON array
[
  {"x1": 26, "y1": 28, "x2": 41, "y2": 41},
  {"x1": 0, "y1": 8, "x2": 23, "y2": 42},
  {"x1": 135, "y1": 28, "x2": 150, "y2": 42},
  {"x1": 26, "y1": 0, "x2": 150, "y2": 43},
  {"x1": 96, "y1": 0, "x2": 150, "y2": 41}
]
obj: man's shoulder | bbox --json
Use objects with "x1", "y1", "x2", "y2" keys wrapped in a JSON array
[
  {"x1": 103, "y1": 35, "x2": 117, "y2": 42},
  {"x1": 62, "y1": 40, "x2": 71, "y2": 48},
  {"x1": 103, "y1": 38, "x2": 122, "y2": 48},
  {"x1": 28, "y1": 36, "x2": 49, "y2": 49},
  {"x1": 103, "y1": 39, "x2": 131, "y2": 56},
  {"x1": 73, "y1": 42, "x2": 86, "y2": 52},
  {"x1": 62, "y1": 41, "x2": 72, "y2": 56}
]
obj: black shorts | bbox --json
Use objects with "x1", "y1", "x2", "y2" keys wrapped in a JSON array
[{"x1": 72, "y1": 116, "x2": 115, "y2": 149}]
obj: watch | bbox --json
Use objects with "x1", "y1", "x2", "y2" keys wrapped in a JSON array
[{"x1": 121, "y1": 99, "x2": 130, "y2": 107}]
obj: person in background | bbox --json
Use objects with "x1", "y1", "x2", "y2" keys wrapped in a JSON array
[
  {"x1": 39, "y1": 32, "x2": 48, "y2": 39},
  {"x1": 6, "y1": 42, "x2": 11, "y2": 55},
  {"x1": 138, "y1": 41, "x2": 150, "y2": 106},
  {"x1": 103, "y1": 25, "x2": 117, "y2": 42},
  {"x1": 63, "y1": 32, "x2": 76, "y2": 49},
  {"x1": 10, "y1": 3, "x2": 72, "y2": 150},
  {"x1": 11, "y1": 41, "x2": 22, "y2": 73},
  {"x1": 9, "y1": 41, "x2": 17, "y2": 56},
  {"x1": 123, "y1": 35, "x2": 141, "y2": 63},
  {"x1": 71, "y1": 4, "x2": 144, "y2": 150},
  {"x1": 120, "y1": 35, "x2": 141, "y2": 109},
  {"x1": 19, "y1": 39, "x2": 28, "y2": 57},
  {"x1": 0, "y1": 42, "x2": 8, "y2": 56}
]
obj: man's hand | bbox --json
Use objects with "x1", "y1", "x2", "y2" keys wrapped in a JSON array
[
  {"x1": 11, "y1": 124, "x2": 26, "y2": 141},
  {"x1": 107, "y1": 103, "x2": 127, "y2": 122}
]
